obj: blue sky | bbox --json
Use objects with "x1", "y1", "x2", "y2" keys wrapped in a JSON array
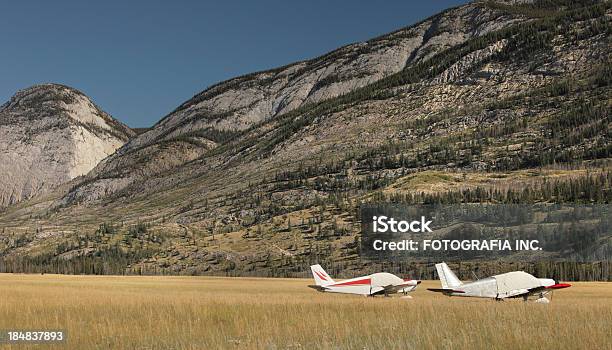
[{"x1": 0, "y1": 0, "x2": 468, "y2": 127}]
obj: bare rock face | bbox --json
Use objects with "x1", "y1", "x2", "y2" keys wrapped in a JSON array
[
  {"x1": 63, "y1": 1, "x2": 524, "y2": 204},
  {"x1": 126, "y1": 2, "x2": 520, "y2": 151},
  {"x1": 0, "y1": 84, "x2": 134, "y2": 207}
]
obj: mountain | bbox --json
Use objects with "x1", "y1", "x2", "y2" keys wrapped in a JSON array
[
  {"x1": 64, "y1": 0, "x2": 524, "y2": 203},
  {"x1": 0, "y1": 84, "x2": 134, "y2": 207},
  {"x1": 0, "y1": 0, "x2": 610, "y2": 279},
  {"x1": 133, "y1": 1, "x2": 519, "y2": 146}
]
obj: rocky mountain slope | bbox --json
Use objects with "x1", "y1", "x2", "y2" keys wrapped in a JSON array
[
  {"x1": 0, "y1": 0, "x2": 610, "y2": 279},
  {"x1": 68, "y1": 1, "x2": 524, "y2": 203},
  {"x1": 136, "y1": 1, "x2": 520, "y2": 144},
  {"x1": 0, "y1": 84, "x2": 134, "y2": 207}
]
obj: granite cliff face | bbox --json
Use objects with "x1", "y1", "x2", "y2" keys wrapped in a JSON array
[{"x1": 0, "y1": 84, "x2": 134, "y2": 207}]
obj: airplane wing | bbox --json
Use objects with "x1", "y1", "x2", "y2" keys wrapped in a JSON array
[
  {"x1": 364, "y1": 285, "x2": 402, "y2": 296},
  {"x1": 505, "y1": 283, "x2": 571, "y2": 299},
  {"x1": 373, "y1": 282, "x2": 418, "y2": 295},
  {"x1": 504, "y1": 288, "x2": 546, "y2": 299}
]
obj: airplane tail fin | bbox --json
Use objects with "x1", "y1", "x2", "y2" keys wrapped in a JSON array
[
  {"x1": 310, "y1": 264, "x2": 335, "y2": 286},
  {"x1": 435, "y1": 262, "x2": 462, "y2": 289}
]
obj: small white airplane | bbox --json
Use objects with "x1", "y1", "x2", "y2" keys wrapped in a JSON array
[
  {"x1": 428, "y1": 262, "x2": 571, "y2": 303},
  {"x1": 308, "y1": 264, "x2": 421, "y2": 296}
]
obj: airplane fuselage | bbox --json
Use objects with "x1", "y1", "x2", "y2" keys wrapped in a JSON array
[
  {"x1": 309, "y1": 265, "x2": 420, "y2": 296},
  {"x1": 432, "y1": 270, "x2": 571, "y2": 299}
]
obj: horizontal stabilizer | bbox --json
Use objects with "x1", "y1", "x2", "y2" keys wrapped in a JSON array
[
  {"x1": 308, "y1": 285, "x2": 328, "y2": 292},
  {"x1": 428, "y1": 288, "x2": 465, "y2": 294}
]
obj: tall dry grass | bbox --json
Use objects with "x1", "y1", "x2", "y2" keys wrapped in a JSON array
[{"x1": 0, "y1": 274, "x2": 610, "y2": 349}]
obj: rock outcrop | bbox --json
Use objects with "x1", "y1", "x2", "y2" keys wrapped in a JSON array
[{"x1": 0, "y1": 84, "x2": 134, "y2": 207}]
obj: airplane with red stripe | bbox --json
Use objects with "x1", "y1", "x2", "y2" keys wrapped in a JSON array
[{"x1": 308, "y1": 264, "x2": 421, "y2": 296}]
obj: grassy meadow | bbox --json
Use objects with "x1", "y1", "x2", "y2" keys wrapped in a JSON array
[{"x1": 0, "y1": 274, "x2": 610, "y2": 349}]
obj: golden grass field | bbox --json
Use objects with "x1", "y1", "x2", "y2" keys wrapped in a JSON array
[{"x1": 0, "y1": 274, "x2": 611, "y2": 350}]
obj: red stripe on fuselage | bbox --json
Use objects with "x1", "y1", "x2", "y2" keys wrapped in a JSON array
[
  {"x1": 545, "y1": 283, "x2": 571, "y2": 289},
  {"x1": 330, "y1": 278, "x2": 371, "y2": 287}
]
